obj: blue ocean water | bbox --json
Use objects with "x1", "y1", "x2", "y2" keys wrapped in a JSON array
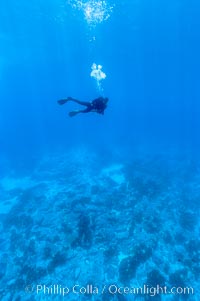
[{"x1": 0, "y1": 0, "x2": 199, "y2": 300}]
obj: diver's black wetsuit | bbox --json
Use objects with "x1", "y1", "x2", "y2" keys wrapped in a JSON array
[{"x1": 58, "y1": 96, "x2": 108, "y2": 117}]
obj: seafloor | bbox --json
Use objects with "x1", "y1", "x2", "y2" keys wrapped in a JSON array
[{"x1": 0, "y1": 148, "x2": 199, "y2": 301}]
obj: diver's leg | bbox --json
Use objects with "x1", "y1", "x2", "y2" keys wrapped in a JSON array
[
  {"x1": 68, "y1": 98, "x2": 91, "y2": 106},
  {"x1": 58, "y1": 97, "x2": 90, "y2": 106},
  {"x1": 69, "y1": 108, "x2": 90, "y2": 117},
  {"x1": 58, "y1": 96, "x2": 76, "y2": 105}
]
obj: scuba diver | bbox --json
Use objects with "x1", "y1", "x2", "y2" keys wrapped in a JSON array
[{"x1": 57, "y1": 96, "x2": 109, "y2": 117}]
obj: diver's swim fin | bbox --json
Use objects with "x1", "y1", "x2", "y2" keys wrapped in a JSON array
[
  {"x1": 69, "y1": 111, "x2": 79, "y2": 117},
  {"x1": 57, "y1": 99, "x2": 68, "y2": 105}
]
